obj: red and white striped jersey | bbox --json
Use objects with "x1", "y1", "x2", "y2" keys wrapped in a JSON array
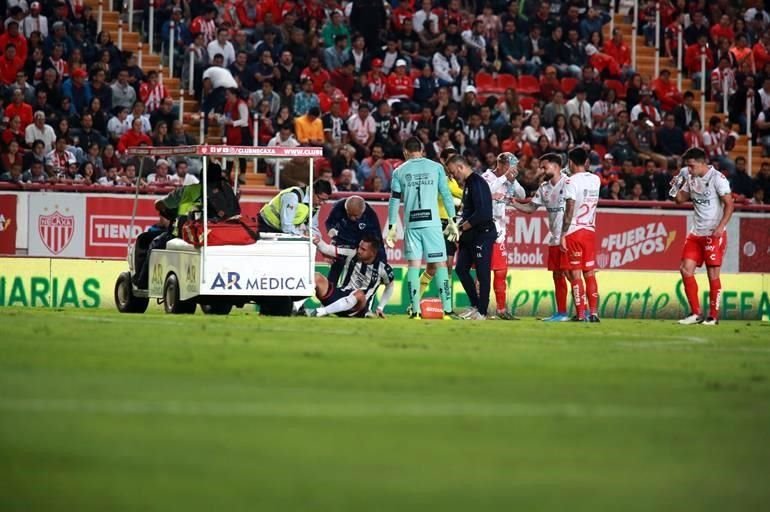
[{"x1": 139, "y1": 82, "x2": 169, "y2": 112}]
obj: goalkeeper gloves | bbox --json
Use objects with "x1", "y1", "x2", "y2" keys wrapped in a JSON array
[
  {"x1": 443, "y1": 218, "x2": 460, "y2": 242},
  {"x1": 385, "y1": 225, "x2": 397, "y2": 248}
]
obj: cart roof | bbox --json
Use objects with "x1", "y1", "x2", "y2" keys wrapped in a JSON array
[{"x1": 124, "y1": 145, "x2": 324, "y2": 158}]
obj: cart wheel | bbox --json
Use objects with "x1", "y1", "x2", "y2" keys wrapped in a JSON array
[
  {"x1": 163, "y1": 273, "x2": 196, "y2": 314},
  {"x1": 201, "y1": 303, "x2": 233, "y2": 315},
  {"x1": 115, "y1": 272, "x2": 149, "y2": 313},
  {"x1": 260, "y1": 296, "x2": 294, "y2": 316}
]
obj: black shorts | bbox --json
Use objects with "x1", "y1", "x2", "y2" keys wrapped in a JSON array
[
  {"x1": 441, "y1": 218, "x2": 457, "y2": 257},
  {"x1": 320, "y1": 285, "x2": 366, "y2": 317}
]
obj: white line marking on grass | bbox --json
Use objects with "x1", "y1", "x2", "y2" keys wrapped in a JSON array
[
  {"x1": 0, "y1": 398, "x2": 750, "y2": 420},
  {"x1": 616, "y1": 337, "x2": 709, "y2": 348}
]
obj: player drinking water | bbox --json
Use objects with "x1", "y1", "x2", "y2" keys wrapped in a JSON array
[
  {"x1": 481, "y1": 152, "x2": 526, "y2": 320},
  {"x1": 671, "y1": 147, "x2": 734, "y2": 325},
  {"x1": 386, "y1": 137, "x2": 460, "y2": 319}
]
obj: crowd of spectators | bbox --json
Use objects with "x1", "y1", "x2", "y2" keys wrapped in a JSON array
[{"x1": 0, "y1": 0, "x2": 768, "y2": 205}]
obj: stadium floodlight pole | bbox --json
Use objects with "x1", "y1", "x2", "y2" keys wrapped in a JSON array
[
  {"x1": 118, "y1": 18, "x2": 123, "y2": 50},
  {"x1": 128, "y1": 0, "x2": 134, "y2": 33},
  {"x1": 138, "y1": 41, "x2": 143, "y2": 68},
  {"x1": 700, "y1": 48, "x2": 706, "y2": 125},
  {"x1": 631, "y1": 0, "x2": 638, "y2": 69},
  {"x1": 169, "y1": 21, "x2": 175, "y2": 76},
  {"x1": 677, "y1": 24, "x2": 683, "y2": 90},
  {"x1": 97, "y1": 0, "x2": 103, "y2": 34},
  {"x1": 188, "y1": 45, "x2": 195, "y2": 96},
  {"x1": 654, "y1": 2, "x2": 660, "y2": 78},
  {"x1": 723, "y1": 75, "x2": 729, "y2": 114},
  {"x1": 747, "y1": 95, "x2": 753, "y2": 176},
  {"x1": 149, "y1": 0, "x2": 155, "y2": 53},
  {"x1": 179, "y1": 89, "x2": 184, "y2": 123}
]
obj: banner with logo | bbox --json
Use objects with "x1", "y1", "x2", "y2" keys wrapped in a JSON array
[
  {"x1": 85, "y1": 196, "x2": 162, "y2": 259},
  {"x1": 1, "y1": 257, "x2": 768, "y2": 320},
  {"x1": 27, "y1": 193, "x2": 86, "y2": 257},
  {"x1": 323, "y1": 204, "x2": 687, "y2": 271},
  {"x1": 0, "y1": 194, "x2": 16, "y2": 255},
  {"x1": 739, "y1": 217, "x2": 770, "y2": 273}
]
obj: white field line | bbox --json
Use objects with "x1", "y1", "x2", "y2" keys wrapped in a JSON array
[
  {"x1": 0, "y1": 397, "x2": 756, "y2": 420},
  {"x1": 616, "y1": 336, "x2": 710, "y2": 348}
]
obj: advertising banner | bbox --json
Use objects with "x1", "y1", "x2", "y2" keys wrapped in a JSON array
[
  {"x1": 85, "y1": 196, "x2": 161, "y2": 259},
  {"x1": 739, "y1": 217, "x2": 770, "y2": 273},
  {"x1": 0, "y1": 194, "x2": 17, "y2": 255},
  {"x1": 321, "y1": 203, "x2": 687, "y2": 271},
  {"x1": 1, "y1": 257, "x2": 768, "y2": 320},
  {"x1": 27, "y1": 193, "x2": 86, "y2": 257}
]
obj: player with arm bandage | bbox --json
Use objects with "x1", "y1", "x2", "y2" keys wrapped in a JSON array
[
  {"x1": 386, "y1": 137, "x2": 460, "y2": 319},
  {"x1": 481, "y1": 152, "x2": 526, "y2": 320},
  {"x1": 307, "y1": 233, "x2": 395, "y2": 317}
]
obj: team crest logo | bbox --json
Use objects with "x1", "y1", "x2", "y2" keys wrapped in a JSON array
[
  {"x1": 0, "y1": 213, "x2": 10, "y2": 232},
  {"x1": 596, "y1": 252, "x2": 610, "y2": 268},
  {"x1": 38, "y1": 210, "x2": 74, "y2": 254}
]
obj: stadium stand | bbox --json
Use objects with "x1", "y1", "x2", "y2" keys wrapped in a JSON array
[{"x1": 0, "y1": 0, "x2": 768, "y2": 206}]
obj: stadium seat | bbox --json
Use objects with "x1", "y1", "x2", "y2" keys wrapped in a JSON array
[
  {"x1": 605, "y1": 79, "x2": 627, "y2": 99},
  {"x1": 517, "y1": 75, "x2": 540, "y2": 96},
  {"x1": 475, "y1": 71, "x2": 498, "y2": 93},
  {"x1": 561, "y1": 77, "x2": 578, "y2": 96},
  {"x1": 519, "y1": 96, "x2": 537, "y2": 111},
  {"x1": 497, "y1": 74, "x2": 518, "y2": 91}
]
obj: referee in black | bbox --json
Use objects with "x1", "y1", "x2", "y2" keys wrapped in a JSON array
[{"x1": 445, "y1": 154, "x2": 497, "y2": 320}]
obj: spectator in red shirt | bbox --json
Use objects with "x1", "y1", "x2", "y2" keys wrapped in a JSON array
[
  {"x1": 585, "y1": 44, "x2": 621, "y2": 79},
  {"x1": 386, "y1": 59, "x2": 414, "y2": 101},
  {"x1": 301, "y1": 55, "x2": 331, "y2": 94},
  {"x1": 391, "y1": 0, "x2": 415, "y2": 33},
  {"x1": 5, "y1": 88, "x2": 33, "y2": 131},
  {"x1": 330, "y1": 60, "x2": 356, "y2": 98},
  {"x1": 0, "y1": 21, "x2": 28, "y2": 63},
  {"x1": 651, "y1": 69, "x2": 683, "y2": 113},
  {"x1": 0, "y1": 44, "x2": 23, "y2": 86},
  {"x1": 710, "y1": 14, "x2": 735, "y2": 44},
  {"x1": 603, "y1": 28, "x2": 634, "y2": 79},
  {"x1": 753, "y1": 31, "x2": 770, "y2": 71},
  {"x1": 319, "y1": 80, "x2": 349, "y2": 117},
  {"x1": 685, "y1": 35, "x2": 714, "y2": 89},
  {"x1": 117, "y1": 118, "x2": 153, "y2": 153},
  {"x1": 236, "y1": 0, "x2": 259, "y2": 34}
]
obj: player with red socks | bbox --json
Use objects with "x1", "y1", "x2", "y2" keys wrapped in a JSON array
[
  {"x1": 559, "y1": 148, "x2": 601, "y2": 322},
  {"x1": 512, "y1": 153, "x2": 569, "y2": 321},
  {"x1": 671, "y1": 147, "x2": 734, "y2": 325},
  {"x1": 481, "y1": 152, "x2": 526, "y2": 320}
]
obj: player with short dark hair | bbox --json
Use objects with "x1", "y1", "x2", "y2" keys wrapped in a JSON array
[
  {"x1": 512, "y1": 153, "x2": 570, "y2": 321},
  {"x1": 560, "y1": 147, "x2": 602, "y2": 322},
  {"x1": 308, "y1": 233, "x2": 395, "y2": 317},
  {"x1": 670, "y1": 147, "x2": 734, "y2": 325}
]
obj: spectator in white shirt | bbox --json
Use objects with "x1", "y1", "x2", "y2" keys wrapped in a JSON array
[
  {"x1": 22, "y1": 1, "x2": 47, "y2": 38},
  {"x1": 107, "y1": 107, "x2": 130, "y2": 142},
  {"x1": 565, "y1": 85, "x2": 593, "y2": 129},
  {"x1": 25, "y1": 111, "x2": 56, "y2": 152},
  {"x1": 432, "y1": 43, "x2": 461, "y2": 86},
  {"x1": 207, "y1": 28, "x2": 236, "y2": 67},
  {"x1": 146, "y1": 159, "x2": 180, "y2": 185},
  {"x1": 125, "y1": 101, "x2": 153, "y2": 134},
  {"x1": 266, "y1": 124, "x2": 301, "y2": 167},
  {"x1": 413, "y1": 0, "x2": 439, "y2": 34},
  {"x1": 347, "y1": 102, "x2": 377, "y2": 159},
  {"x1": 174, "y1": 160, "x2": 199, "y2": 185}
]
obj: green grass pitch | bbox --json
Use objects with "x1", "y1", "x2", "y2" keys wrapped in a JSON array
[{"x1": 1, "y1": 308, "x2": 769, "y2": 511}]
